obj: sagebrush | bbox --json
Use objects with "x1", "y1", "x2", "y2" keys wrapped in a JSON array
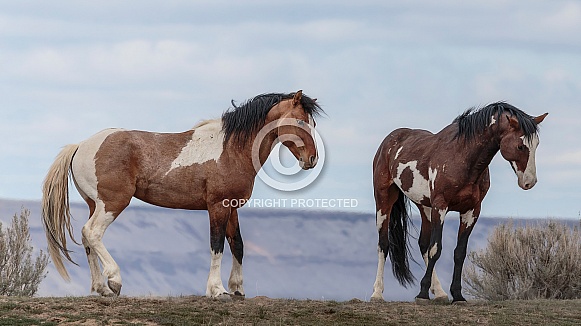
[
  {"x1": 0, "y1": 208, "x2": 49, "y2": 296},
  {"x1": 463, "y1": 220, "x2": 581, "y2": 300}
]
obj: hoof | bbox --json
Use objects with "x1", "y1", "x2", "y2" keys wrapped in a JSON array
[
  {"x1": 215, "y1": 293, "x2": 233, "y2": 302},
  {"x1": 99, "y1": 291, "x2": 116, "y2": 298},
  {"x1": 94, "y1": 284, "x2": 116, "y2": 297},
  {"x1": 370, "y1": 296, "x2": 385, "y2": 303},
  {"x1": 433, "y1": 296, "x2": 450, "y2": 303},
  {"x1": 231, "y1": 291, "x2": 245, "y2": 301},
  {"x1": 452, "y1": 300, "x2": 468, "y2": 305},
  {"x1": 415, "y1": 297, "x2": 431, "y2": 305},
  {"x1": 107, "y1": 280, "x2": 122, "y2": 296}
]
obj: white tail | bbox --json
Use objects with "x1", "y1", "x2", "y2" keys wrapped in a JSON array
[{"x1": 41, "y1": 144, "x2": 80, "y2": 281}]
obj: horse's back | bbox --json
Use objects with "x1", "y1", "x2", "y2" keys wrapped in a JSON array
[
  {"x1": 375, "y1": 128, "x2": 434, "y2": 162},
  {"x1": 71, "y1": 128, "x2": 187, "y2": 201},
  {"x1": 71, "y1": 126, "x2": 226, "y2": 210},
  {"x1": 374, "y1": 128, "x2": 434, "y2": 186}
]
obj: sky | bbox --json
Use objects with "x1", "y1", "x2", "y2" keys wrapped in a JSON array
[{"x1": 1, "y1": 1, "x2": 580, "y2": 218}]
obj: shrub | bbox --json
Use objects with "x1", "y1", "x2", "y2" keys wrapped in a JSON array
[
  {"x1": 0, "y1": 208, "x2": 49, "y2": 296},
  {"x1": 463, "y1": 220, "x2": 581, "y2": 300}
]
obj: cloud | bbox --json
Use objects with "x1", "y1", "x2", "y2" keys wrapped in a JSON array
[{"x1": 0, "y1": 1, "x2": 580, "y2": 218}]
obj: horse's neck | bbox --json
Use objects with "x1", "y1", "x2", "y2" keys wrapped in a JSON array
[
  {"x1": 224, "y1": 131, "x2": 278, "y2": 176},
  {"x1": 460, "y1": 133, "x2": 500, "y2": 180}
]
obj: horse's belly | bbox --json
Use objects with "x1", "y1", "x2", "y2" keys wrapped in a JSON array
[{"x1": 136, "y1": 187, "x2": 207, "y2": 210}]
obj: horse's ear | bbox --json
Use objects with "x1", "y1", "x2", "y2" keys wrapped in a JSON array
[
  {"x1": 292, "y1": 90, "x2": 303, "y2": 106},
  {"x1": 507, "y1": 115, "x2": 520, "y2": 130},
  {"x1": 534, "y1": 113, "x2": 548, "y2": 125}
]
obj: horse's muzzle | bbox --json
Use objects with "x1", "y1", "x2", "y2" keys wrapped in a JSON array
[{"x1": 299, "y1": 155, "x2": 318, "y2": 170}]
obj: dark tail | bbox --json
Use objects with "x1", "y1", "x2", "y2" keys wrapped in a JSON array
[{"x1": 388, "y1": 188, "x2": 416, "y2": 287}]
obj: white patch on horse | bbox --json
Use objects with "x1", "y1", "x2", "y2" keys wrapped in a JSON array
[
  {"x1": 522, "y1": 134, "x2": 539, "y2": 188},
  {"x1": 428, "y1": 167, "x2": 438, "y2": 191},
  {"x1": 395, "y1": 146, "x2": 404, "y2": 160},
  {"x1": 393, "y1": 160, "x2": 430, "y2": 204},
  {"x1": 429, "y1": 242, "x2": 438, "y2": 259},
  {"x1": 438, "y1": 208, "x2": 447, "y2": 225},
  {"x1": 489, "y1": 115, "x2": 496, "y2": 127},
  {"x1": 461, "y1": 209, "x2": 476, "y2": 227},
  {"x1": 308, "y1": 114, "x2": 319, "y2": 164},
  {"x1": 376, "y1": 210, "x2": 387, "y2": 231},
  {"x1": 206, "y1": 250, "x2": 227, "y2": 297},
  {"x1": 72, "y1": 128, "x2": 124, "y2": 200},
  {"x1": 167, "y1": 120, "x2": 224, "y2": 175},
  {"x1": 511, "y1": 134, "x2": 539, "y2": 189}
]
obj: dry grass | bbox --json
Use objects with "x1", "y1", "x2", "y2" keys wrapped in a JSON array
[
  {"x1": 0, "y1": 295, "x2": 580, "y2": 325},
  {"x1": 464, "y1": 220, "x2": 581, "y2": 300},
  {"x1": 0, "y1": 208, "x2": 49, "y2": 297}
]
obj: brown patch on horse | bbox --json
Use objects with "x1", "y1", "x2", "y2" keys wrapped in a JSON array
[{"x1": 399, "y1": 166, "x2": 414, "y2": 192}]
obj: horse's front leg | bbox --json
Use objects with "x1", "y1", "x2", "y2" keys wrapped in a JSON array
[
  {"x1": 226, "y1": 209, "x2": 245, "y2": 299},
  {"x1": 206, "y1": 203, "x2": 230, "y2": 300},
  {"x1": 417, "y1": 205, "x2": 448, "y2": 301},
  {"x1": 416, "y1": 205, "x2": 447, "y2": 302},
  {"x1": 450, "y1": 208, "x2": 480, "y2": 303}
]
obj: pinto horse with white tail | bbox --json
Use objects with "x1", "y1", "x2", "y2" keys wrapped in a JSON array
[
  {"x1": 371, "y1": 102, "x2": 547, "y2": 303},
  {"x1": 42, "y1": 91, "x2": 322, "y2": 300}
]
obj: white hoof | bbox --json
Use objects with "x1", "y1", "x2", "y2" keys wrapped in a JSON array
[
  {"x1": 370, "y1": 293, "x2": 384, "y2": 302},
  {"x1": 214, "y1": 293, "x2": 232, "y2": 302}
]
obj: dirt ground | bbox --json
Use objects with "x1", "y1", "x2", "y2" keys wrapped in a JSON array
[{"x1": 1, "y1": 295, "x2": 580, "y2": 325}]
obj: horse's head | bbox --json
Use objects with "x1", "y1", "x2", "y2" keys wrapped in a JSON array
[
  {"x1": 271, "y1": 90, "x2": 319, "y2": 170},
  {"x1": 499, "y1": 112, "x2": 548, "y2": 190}
]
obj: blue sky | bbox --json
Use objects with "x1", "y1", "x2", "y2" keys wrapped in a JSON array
[{"x1": 1, "y1": 1, "x2": 580, "y2": 218}]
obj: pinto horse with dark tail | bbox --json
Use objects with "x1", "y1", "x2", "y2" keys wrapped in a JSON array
[
  {"x1": 371, "y1": 102, "x2": 547, "y2": 303},
  {"x1": 41, "y1": 91, "x2": 322, "y2": 300}
]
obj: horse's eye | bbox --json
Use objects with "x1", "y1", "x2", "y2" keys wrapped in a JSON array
[
  {"x1": 297, "y1": 119, "x2": 305, "y2": 126},
  {"x1": 517, "y1": 145, "x2": 524, "y2": 151}
]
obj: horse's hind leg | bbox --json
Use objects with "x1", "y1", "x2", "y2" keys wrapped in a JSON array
[
  {"x1": 81, "y1": 207, "x2": 114, "y2": 296},
  {"x1": 82, "y1": 231, "x2": 115, "y2": 296},
  {"x1": 82, "y1": 200, "x2": 127, "y2": 296},
  {"x1": 371, "y1": 184, "x2": 400, "y2": 301},
  {"x1": 226, "y1": 209, "x2": 244, "y2": 298},
  {"x1": 417, "y1": 205, "x2": 448, "y2": 301},
  {"x1": 74, "y1": 185, "x2": 115, "y2": 296}
]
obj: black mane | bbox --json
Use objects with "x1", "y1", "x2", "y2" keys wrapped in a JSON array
[
  {"x1": 454, "y1": 102, "x2": 539, "y2": 141},
  {"x1": 221, "y1": 92, "x2": 323, "y2": 145}
]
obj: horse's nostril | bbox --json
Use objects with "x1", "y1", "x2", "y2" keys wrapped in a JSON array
[{"x1": 309, "y1": 155, "x2": 316, "y2": 166}]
